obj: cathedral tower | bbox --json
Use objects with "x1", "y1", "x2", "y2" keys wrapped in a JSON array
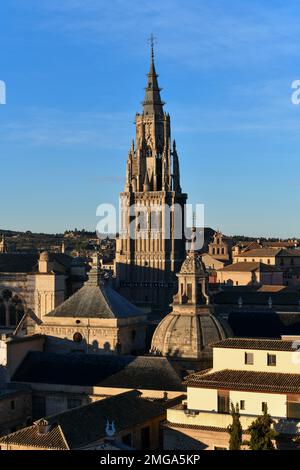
[{"x1": 115, "y1": 41, "x2": 187, "y2": 314}]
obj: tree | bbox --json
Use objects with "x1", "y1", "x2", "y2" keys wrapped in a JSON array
[
  {"x1": 247, "y1": 407, "x2": 277, "y2": 450},
  {"x1": 228, "y1": 402, "x2": 243, "y2": 450}
]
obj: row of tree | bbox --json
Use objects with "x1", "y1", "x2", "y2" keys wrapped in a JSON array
[{"x1": 228, "y1": 403, "x2": 278, "y2": 450}]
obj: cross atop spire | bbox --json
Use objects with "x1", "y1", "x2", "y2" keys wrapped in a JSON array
[{"x1": 148, "y1": 33, "x2": 157, "y2": 62}]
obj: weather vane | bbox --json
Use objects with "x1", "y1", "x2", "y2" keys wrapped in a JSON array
[{"x1": 148, "y1": 33, "x2": 157, "y2": 60}]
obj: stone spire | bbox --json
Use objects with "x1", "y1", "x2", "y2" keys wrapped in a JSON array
[{"x1": 143, "y1": 38, "x2": 165, "y2": 117}]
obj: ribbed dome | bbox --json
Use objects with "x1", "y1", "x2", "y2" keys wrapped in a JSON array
[{"x1": 151, "y1": 309, "x2": 228, "y2": 359}]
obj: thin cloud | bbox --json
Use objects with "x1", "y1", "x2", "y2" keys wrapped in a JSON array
[{"x1": 15, "y1": 0, "x2": 300, "y2": 69}]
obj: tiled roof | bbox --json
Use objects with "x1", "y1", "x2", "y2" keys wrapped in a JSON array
[
  {"x1": 238, "y1": 248, "x2": 281, "y2": 257},
  {"x1": 0, "y1": 391, "x2": 166, "y2": 449},
  {"x1": 0, "y1": 253, "x2": 38, "y2": 273},
  {"x1": 210, "y1": 338, "x2": 298, "y2": 351},
  {"x1": 185, "y1": 368, "x2": 300, "y2": 393},
  {"x1": 0, "y1": 252, "x2": 73, "y2": 274},
  {"x1": 218, "y1": 262, "x2": 281, "y2": 273},
  {"x1": 278, "y1": 249, "x2": 300, "y2": 257},
  {"x1": 12, "y1": 352, "x2": 185, "y2": 391},
  {"x1": 0, "y1": 422, "x2": 68, "y2": 450},
  {"x1": 238, "y1": 248, "x2": 300, "y2": 258},
  {"x1": 46, "y1": 283, "x2": 145, "y2": 319}
]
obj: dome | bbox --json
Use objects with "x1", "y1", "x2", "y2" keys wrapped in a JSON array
[{"x1": 151, "y1": 308, "x2": 228, "y2": 360}]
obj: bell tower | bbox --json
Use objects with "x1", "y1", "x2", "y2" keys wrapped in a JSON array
[{"x1": 115, "y1": 39, "x2": 187, "y2": 314}]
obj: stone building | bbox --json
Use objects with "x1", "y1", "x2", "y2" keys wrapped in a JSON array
[
  {"x1": 151, "y1": 229, "x2": 229, "y2": 373},
  {"x1": 34, "y1": 254, "x2": 147, "y2": 355},
  {"x1": 0, "y1": 252, "x2": 86, "y2": 332},
  {"x1": 208, "y1": 231, "x2": 232, "y2": 263},
  {"x1": 0, "y1": 387, "x2": 32, "y2": 437},
  {"x1": 115, "y1": 44, "x2": 187, "y2": 315},
  {"x1": 216, "y1": 261, "x2": 283, "y2": 286}
]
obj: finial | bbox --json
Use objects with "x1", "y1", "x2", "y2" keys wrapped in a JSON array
[
  {"x1": 105, "y1": 419, "x2": 116, "y2": 438},
  {"x1": 148, "y1": 33, "x2": 157, "y2": 62}
]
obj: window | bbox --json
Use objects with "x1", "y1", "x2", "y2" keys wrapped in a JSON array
[
  {"x1": 245, "y1": 352, "x2": 254, "y2": 365},
  {"x1": 267, "y1": 354, "x2": 276, "y2": 366},
  {"x1": 236, "y1": 281, "x2": 239, "y2": 286},
  {"x1": 122, "y1": 433, "x2": 132, "y2": 447},
  {"x1": 187, "y1": 283, "x2": 192, "y2": 301},
  {"x1": 141, "y1": 426, "x2": 150, "y2": 450},
  {"x1": 10, "y1": 400, "x2": 15, "y2": 410},
  {"x1": 287, "y1": 402, "x2": 300, "y2": 419},
  {"x1": 262, "y1": 402, "x2": 268, "y2": 413},
  {"x1": 214, "y1": 446, "x2": 227, "y2": 451},
  {"x1": 217, "y1": 392, "x2": 230, "y2": 414},
  {"x1": 73, "y1": 332, "x2": 83, "y2": 343},
  {"x1": 67, "y1": 398, "x2": 82, "y2": 410},
  {"x1": 240, "y1": 400, "x2": 245, "y2": 410}
]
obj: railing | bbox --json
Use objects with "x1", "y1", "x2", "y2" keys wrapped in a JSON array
[{"x1": 167, "y1": 408, "x2": 300, "y2": 435}]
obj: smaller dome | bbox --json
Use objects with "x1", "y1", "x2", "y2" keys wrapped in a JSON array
[
  {"x1": 40, "y1": 251, "x2": 49, "y2": 261},
  {"x1": 151, "y1": 309, "x2": 228, "y2": 361}
]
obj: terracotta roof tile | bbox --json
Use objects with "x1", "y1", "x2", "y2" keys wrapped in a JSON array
[
  {"x1": 210, "y1": 338, "x2": 298, "y2": 351},
  {"x1": 185, "y1": 368, "x2": 300, "y2": 393}
]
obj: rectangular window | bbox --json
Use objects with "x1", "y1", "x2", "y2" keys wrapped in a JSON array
[
  {"x1": 10, "y1": 400, "x2": 15, "y2": 410},
  {"x1": 267, "y1": 354, "x2": 276, "y2": 366},
  {"x1": 214, "y1": 446, "x2": 227, "y2": 451},
  {"x1": 187, "y1": 283, "x2": 192, "y2": 301},
  {"x1": 287, "y1": 402, "x2": 300, "y2": 419},
  {"x1": 262, "y1": 402, "x2": 268, "y2": 413},
  {"x1": 217, "y1": 392, "x2": 230, "y2": 414},
  {"x1": 245, "y1": 352, "x2": 254, "y2": 365},
  {"x1": 240, "y1": 400, "x2": 245, "y2": 410}
]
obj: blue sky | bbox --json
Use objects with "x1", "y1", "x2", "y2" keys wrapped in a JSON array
[{"x1": 1, "y1": 0, "x2": 300, "y2": 237}]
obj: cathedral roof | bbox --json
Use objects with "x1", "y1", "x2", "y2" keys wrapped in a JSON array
[
  {"x1": 46, "y1": 282, "x2": 145, "y2": 319},
  {"x1": 12, "y1": 352, "x2": 184, "y2": 391}
]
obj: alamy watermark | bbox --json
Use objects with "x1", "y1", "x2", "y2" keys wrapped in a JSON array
[
  {"x1": 291, "y1": 80, "x2": 300, "y2": 105},
  {"x1": 0, "y1": 80, "x2": 6, "y2": 105},
  {"x1": 96, "y1": 199, "x2": 205, "y2": 251}
]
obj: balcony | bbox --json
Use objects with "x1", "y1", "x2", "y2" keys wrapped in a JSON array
[{"x1": 167, "y1": 405, "x2": 300, "y2": 435}]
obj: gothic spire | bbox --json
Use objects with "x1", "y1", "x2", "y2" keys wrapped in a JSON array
[{"x1": 143, "y1": 35, "x2": 165, "y2": 116}]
